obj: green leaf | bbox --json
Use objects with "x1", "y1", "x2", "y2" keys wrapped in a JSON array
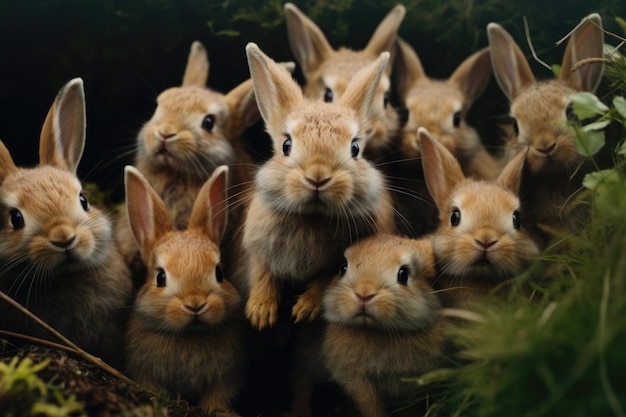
[
  {"x1": 582, "y1": 119, "x2": 611, "y2": 132},
  {"x1": 618, "y1": 141, "x2": 626, "y2": 156},
  {"x1": 569, "y1": 92, "x2": 609, "y2": 120},
  {"x1": 582, "y1": 169, "x2": 621, "y2": 190},
  {"x1": 574, "y1": 128, "x2": 605, "y2": 156},
  {"x1": 613, "y1": 96, "x2": 626, "y2": 120}
]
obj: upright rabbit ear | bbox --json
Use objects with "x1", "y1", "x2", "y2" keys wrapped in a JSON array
[
  {"x1": 39, "y1": 78, "x2": 86, "y2": 174},
  {"x1": 560, "y1": 13, "x2": 604, "y2": 92},
  {"x1": 246, "y1": 42, "x2": 303, "y2": 136},
  {"x1": 124, "y1": 166, "x2": 173, "y2": 259},
  {"x1": 496, "y1": 147, "x2": 527, "y2": 195},
  {"x1": 487, "y1": 22, "x2": 536, "y2": 101},
  {"x1": 394, "y1": 37, "x2": 428, "y2": 102},
  {"x1": 449, "y1": 47, "x2": 493, "y2": 106},
  {"x1": 364, "y1": 4, "x2": 406, "y2": 61},
  {"x1": 284, "y1": 2, "x2": 334, "y2": 76},
  {"x1": 419, "y1": 127, "x2": 465, "y2": 211},
  {"x1": 182, "y1": 41, "x2": 209, "y2": 87},
  {"x1": 338, "y1": 51, "x2": 390, "y2": 126},
  {"x1": 0, "y1": 140, "x2": 18, "y2": 183},
  {"x1": 188, "y1": 165, "x2": 229, "y2": 244}
]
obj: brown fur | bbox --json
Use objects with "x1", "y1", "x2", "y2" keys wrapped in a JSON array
[
  {"x1": 487, "y1": 14, "x2": 604, "y2": 239},
  {"x1": 0, "y1": 79, "x2": 132, "y2": 367}
]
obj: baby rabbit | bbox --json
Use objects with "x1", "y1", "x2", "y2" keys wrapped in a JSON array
[
  {"x1": 242, "y1": 43, "x2": 396, "y2": 330},
  {"x1": 0, "y1": 78, "x2": 132, "y2": 367},
  {"x1": 284, "y1": 3, "x2": 405, "y2": 162},
  {"x1": 419, "y1": 128, "x2": 541, "y2": 308},
  {"x1": 323, "y1": 234, "x2": 446, "y2": 417},
  {"x1": 124, "y1": 165, "x2": 245, "y2": 411},
  {"x1": 116, "y1": 40, "x2": 265, "y2": 274},
  {"x1": 487, "y1": 14, "x2": 604, "y2": 240}
]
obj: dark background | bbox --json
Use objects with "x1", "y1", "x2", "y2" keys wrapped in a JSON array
[{"x1": 0, "y1": 0, "x2": 624, "y2": 203}]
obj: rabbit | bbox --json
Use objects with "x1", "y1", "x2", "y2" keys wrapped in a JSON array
[
  {"x1": 388, "y1": 37, "x2": 503, "y2": 238},
  {"x1": 419, "y1": 128, "x2": 541, "y2": 308},
  {"x1": 322, "y1": 233, "x2": 446, "y2": 417},
  {"x1": 123, "y1": 164, "x2": 246, "y2": 412},
  {"x1": 487, "y1": 14, "x2": 605, "y2": 241},
  {"x1": 0, "y1": 78, "x2": 133, "y2": 367},
  {"x1": 115, "y1": 40, "x2": 293, "y2": 280},
  {"x1": 284, "y1": 3, "x2": 405, "y2": 163},
  {"x1": 242, "y1": 42, "x2": 396, "y2": 331}
]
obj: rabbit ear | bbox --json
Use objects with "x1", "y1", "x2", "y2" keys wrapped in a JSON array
[
  {"x1": 496, "y1": 147, "x2": 527, "y2": 195},
  {"x1": 419, "y1": 127, "x2": 465, "y2": 211},
  {"x1": 226, "y1": 78, "x2": 260, "y2": 131},
  {"x1": 182, "y1": 41, "x2": 209, "y2": 87},
  {"x1": 559, "y1": 13, "x2": 604, "y2": 92},
  {"x1": 449, "y1": 47, "x2": 492, "y2": 106},
  {"x1": 284, "y1": 2, "x2": 334, "y2": 76},
  {"x1": 0, "y1": 140, "x2": 18, "y2": 183},
  {"x1": 124, "y1": 165, "x2": 173, "y2": 259},
  {"x1": 188, "y1": 165, "x2": 229, "y2": 244},
  {"x1": 246, "y1": 42, "x2": 303, "y2": 135},
  {"x1": 337, "y1": 52, "x2": 390, "y2": 127},
  {"x1": 39, "y1": 78, "x2": 86, "y2": 174},
  {"x1": 487, "y1": 23, "x2": 536, "y2": 101},
  {"x1": 364, "y1": 4, "x2": 406, "y2": 60},
  {"x1": 394, "y1": 37, "x2": 428, "y2": 102}
]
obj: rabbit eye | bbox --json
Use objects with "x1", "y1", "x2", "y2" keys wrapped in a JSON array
[
  {"x1": 452, "y1": 111, "x2": 462, "y2": 128},
  {"x1": 202, "y1": 114, "x2": 216, "y2": 133},
  {"x1": 215, "y1": 263, "x2": 224, "y2": 283},
  {"x1": 511, "y1": 118, "x2": 519, "y2": 136},
  {"x1": 383, "y1": 91, "x2": 390, "y2": 108},
  {"x1": 397, "y1": 265, "x2": 409, "y2": 286},
  {"x1": 9, "y1": 209, "x2": 25, "y2": 230},
  {"x1": 565, "y1": 103, "x2": 575, "y2": 121},
  {"x1": 323, "y1": 88, "x2": 333, "y2": 103},
  {"x1": 450, "y1": 208, "x2": 461, "y2": 227},
  {"x1": 79, "y1": 194, "x2": 89, "y2": 212},
  {"x1": 155, "y1": 268, "x2": 167, "y2": 287},
  {"x1": 351, "y1": 138, "x2": 360, "y2": 158},
  {"x1": 338, "y1": 257, "x2": 348, "y2": 277},
  {"x1": 282, "y1": 134, "x2": 292, "y2": 156},
  {"x1": 513, "y1": 210, "x2": 522, "y2": 229}
]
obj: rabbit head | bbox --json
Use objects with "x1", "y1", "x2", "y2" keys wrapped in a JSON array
[
  {"x1": 284, "y1": 3, "x2": 405, "y2": 156},
  {"x1": 420, "y1": 128, "x2": 540, "y2": 283},
  {"x1": 125, "y1": 164, "x2": 241, "y2": 331},
  {"x1": 488, "y1": 14, "x2": 604, "y2": 175},
  {"x1": 323, "y1": 234, "x2": 440, "y2": 332}
]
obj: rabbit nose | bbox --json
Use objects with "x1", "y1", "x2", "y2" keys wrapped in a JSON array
[
  {"x1": 305, "y1": 176, "x2": 331, "y2": 189},
  {"x1": 159, "y1": 131, "x2": 176, "y2": 140},
  {"x1": 50, "y1": 235, "x2": 77, "y2": 249},
  {"x1": 356, "y1": 293, "x2": 376, "y2": 303},
  {"x1": 536, "y1": 142, "x2": 556, "y2": 155},
  {"x1": 184, "y1": 302, "x2": 208, "y2": 315},
  {"x1": 474, "y1": 239, "x2": 497, "y2": 250}
]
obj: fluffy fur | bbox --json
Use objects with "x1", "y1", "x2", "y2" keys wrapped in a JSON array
[{"x1": 0, "y1": 78, "x2": 132, "y2": 366}]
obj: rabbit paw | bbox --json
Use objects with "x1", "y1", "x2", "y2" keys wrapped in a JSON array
[
  {"x1": 246, "y1": 297, "x2": 278, "y2": 331},
  {"x1": 292, "y1": 289, "x2": 323, "y2": 323}
]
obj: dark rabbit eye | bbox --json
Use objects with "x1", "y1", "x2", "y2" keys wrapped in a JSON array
[
  {"x1": 79, "y1": 194, "x2": 89, "y2": 212},
  {"x1": 452, "y1": 111, "x2": 462, "y2": 128},
  {"x1": 512, "y1": 118, "x2": 519, "y2": 136},
  {"x1": 565, "y1": 103, "x2": 575, "y2": 121},
  {"x1": 351, "y1": 138, "x2": 360, "y2": 158},
  {"x1": 323, "y1": 88, "x2": 333, "y2": 103},
  {"x1": 202, "y1": 114, "x2": 216, "y2": 133},
  {"x1": 513, "y1": 210, "x2": 522, "y2": 229},
  {"x1": 156, "y1": 268, "x2": 167, "y2": 287},
  {"x1": 450, "y1": 208, "x2": 461, "y2": 227},
  {"x1": 383, "y1": 91, "x2": 390, "y2": 108},
  {"x1": 338, "y1": 257, "x2": 348, "y2": 277},
  {"x1": 397, "y1": 265, "x2": 409, "y2": 286},
  {"x1": 215, "y1": 263, "x2": 224, "y2": 283},
  {"x1": 9, "y1": 209, "x2": 24, "y2": 230},
  {"x1": 283, "y1": 134, "x2": 292, "y2": 156}
]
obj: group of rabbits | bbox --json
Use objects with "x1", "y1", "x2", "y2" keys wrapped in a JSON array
[{"x1": 0, "y1": 3, "x2": 606, "y2": 417}]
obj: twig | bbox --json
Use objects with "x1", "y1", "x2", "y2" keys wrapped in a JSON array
[
  {"x1": 0, "y1": 330, "x2": 79, "y2": 354},
  {"x1": 524, "y1": 15, "x2": 551, "y2": 71},
  {"x1": 0, "y1": 289, "x2": 147, "y2": 393}
]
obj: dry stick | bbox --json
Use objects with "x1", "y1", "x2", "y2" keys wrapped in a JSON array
[
  {"x1": 0, "y1": 329, "x2": 79, "y2": 354},
  {"x1": 0, "y1": 289, "x2": 147, "y2": 393},
  {"x1": 523, "y1": 15, "x2": 551, "y2": 71}
]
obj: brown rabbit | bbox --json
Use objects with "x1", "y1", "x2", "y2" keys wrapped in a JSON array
[
  {"x1": 420, "y1": 128, "x2": 541, "y2": 308},
  {"x1": 0, "y1": 78, "x2": 132, "y2": 367},
  {"x1": 284, "y1": 3, "x2": 405, "y2": 162},
  {"x1": 322, "y1": 234, "x2": 446, "y2": 417},
  {"x1": 242, "y1": 43, "x2": 396, "y2": 331},
  {"x1": 124, "y1": 164, "x2": 245, "y2": 411},
  {"x1": 115, "y1": 40, "x2": 271, "y2": 278},
  {"x1": 487, "y1": 14, "x2": 604, "y2": 241}
]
